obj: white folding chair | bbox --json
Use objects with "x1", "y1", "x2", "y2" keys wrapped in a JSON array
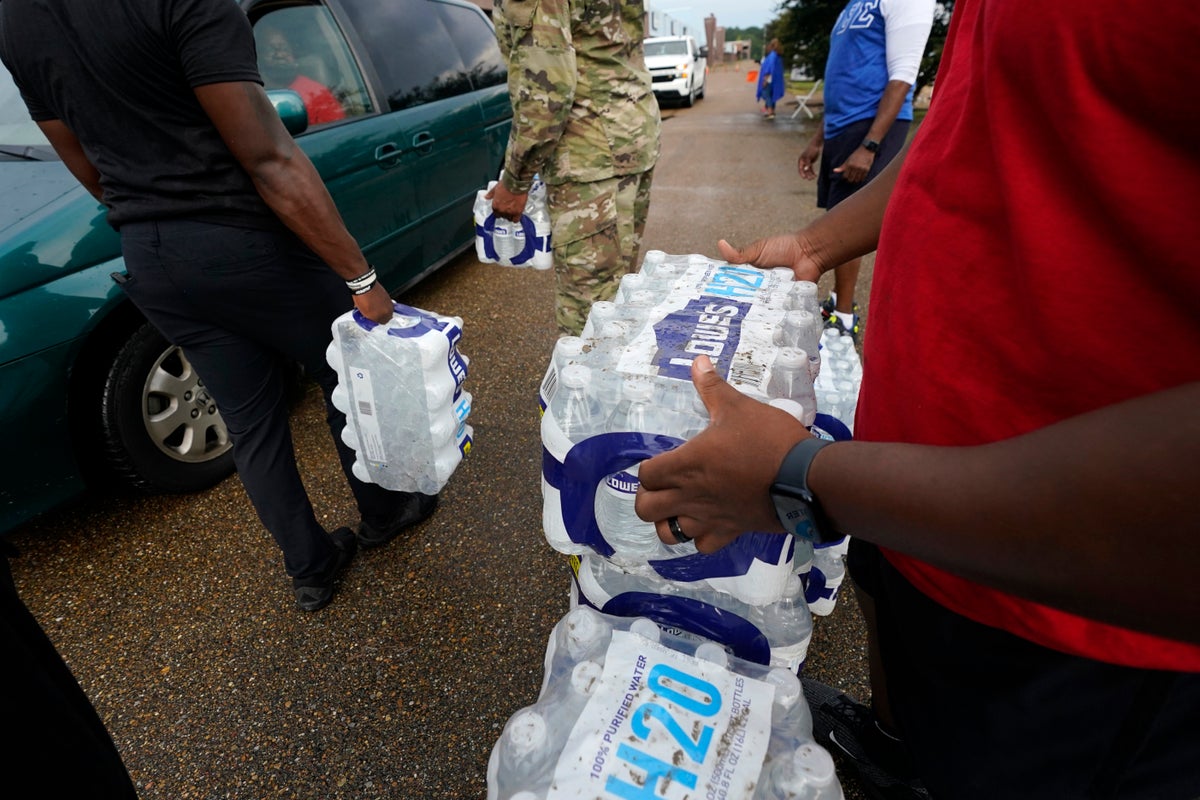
[{"x1": 790, "y1": 79, "x2": 823, "y2": 120}]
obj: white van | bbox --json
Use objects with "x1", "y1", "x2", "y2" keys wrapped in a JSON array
[{"x1": 643, "y1": 35, "x2": 706, "y2": 107}]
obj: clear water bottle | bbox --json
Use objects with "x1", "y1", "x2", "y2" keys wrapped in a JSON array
[
  {"x1": 641, "y1": 249, "x2": 667, "y2": 273},
  {"x1": 487, "y1": 709, "x2": 555, "y2": 800},
  {"x1": 757, "y1": 574, "x2": 814, "y2": 670},
  {"x1": 788, "y1": 281, "x2": 821, "y2": 317},
  {"x1": 754, "y1": 743, "x2": 840, "y2": 800},
  {"x1": 618, "y1": 271, "x2": 648, "y2": 302},
  {"x1": 806, "y1": 546, "x2": 846, "y2": 617},
  {"x1": 595, "y1": 378, "x2": 673, "y2": 561},
  {"x1": 555, "y1": 365, "x2": 603, "y2": 443},
  {"x1": 594, "y1": 463, "x2": 661, "y2": 562},
  {"x1": 580, "y1": 300, "x2": 617, "y2": 341},
  {"x1": 767, "y1": 348, "x2": 817, "y2": 427},
  {"x1": 695, "y1": 641, "x2": 731, "y2": 668}
]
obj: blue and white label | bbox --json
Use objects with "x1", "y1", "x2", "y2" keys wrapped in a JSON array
[{"x1": 548, "y1": 631, "x2": 773, "y2": 799}]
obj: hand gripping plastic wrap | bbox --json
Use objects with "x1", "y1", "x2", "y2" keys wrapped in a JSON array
[
  {"x1": 327, "y1": 301, "x2": 472, "y2": 495},
  {"x1": 474, "y1": 174, "x2": 553, "y2": 270},
  {"x1": 487, "y1": 607, "x2": 844, "y2": 800}
]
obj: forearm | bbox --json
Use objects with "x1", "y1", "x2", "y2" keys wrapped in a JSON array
[
  {"x1": 249, "y1": 150, "x2": 369, "y2": 281},
  {"x1": 864, "y1": 80, "x2": 912, "y2": 144},
  {"x1": 810, "y1": 382, "x2": 1200, "y2": 641},
  {"x1": 805, "y1": 143, "x2": 906, "y2": 272},
  {"x1": 37, "y1": 120, "x2": 103, "y2": 201}
]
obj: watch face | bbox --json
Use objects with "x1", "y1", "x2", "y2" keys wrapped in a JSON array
[{"x1": 772, "y1": 485, "x2": 822, "y2": 544}]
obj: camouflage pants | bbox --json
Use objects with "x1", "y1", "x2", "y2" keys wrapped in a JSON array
[{"x1": 547, "y1": 169, "x2": 654, "y2": 335}]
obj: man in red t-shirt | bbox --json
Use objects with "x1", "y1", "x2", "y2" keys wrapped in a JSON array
[{"x1": 636, "y1": 0, "x2": 1200, "y2": 797}]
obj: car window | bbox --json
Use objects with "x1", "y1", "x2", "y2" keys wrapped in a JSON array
[
  {"x1": 645, "y1": 40, "x2": 689, "y2": 57},
  {"x1": 251, "y1": 4, "x2": 374, "y2": 126},
  {"x1": 338, "y1": 0, "x2": 498, "y2": 112},
  {"x1": 434, "y1": 2, "x2": 507, "y2": 92}
]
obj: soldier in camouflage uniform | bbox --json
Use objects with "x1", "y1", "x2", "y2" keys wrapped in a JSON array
[{"x1": 488, "y1": 0, "x2": 662, "y2": 335}]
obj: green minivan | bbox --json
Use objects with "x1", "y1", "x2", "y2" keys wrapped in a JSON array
[{"x1": 0, "y1": 0, "x2": 511, "y2": 534}]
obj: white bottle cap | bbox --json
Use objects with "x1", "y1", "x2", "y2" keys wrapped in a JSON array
[
  {"x1": 695, "y1": 642, "x2": 729, "y2": 668},
  {"x1": 571, "y1": 660, "x2": 604, "y2": 696},
  {"x1": 764, "y1": 667, "x2": 802, "y2": 710},
  {"x1": 561, "y1": 364, "x2": 593, "y2": 391},
  {"x1": 629, "y1": 618, "x2": 662, "y2": 643},
  {"x1": 505, "y1": 710, "x2": 548, "y2": 756}
]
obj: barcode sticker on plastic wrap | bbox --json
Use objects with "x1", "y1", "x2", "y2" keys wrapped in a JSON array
[{"x1": 548, "y1": 630, "x2": 774, "y2": 799}]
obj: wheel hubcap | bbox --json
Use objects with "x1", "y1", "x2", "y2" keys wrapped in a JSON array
[{"x1": 142, "y1": 346, "x2": 232, "y2": 464}]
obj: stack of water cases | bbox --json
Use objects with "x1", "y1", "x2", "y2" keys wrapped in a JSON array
[
  {"x1": 327, "y1": 302, "x2": 472, "y2": 495},
  {"x1": 487, "y1": 607, "x2": 844, "y2": 800},
  {"x1": 474, "y1": 174, "x2": 553, "y2": 270},
  {"x1": 539, "y1": 252, "x2": 855, "y2": 676}
]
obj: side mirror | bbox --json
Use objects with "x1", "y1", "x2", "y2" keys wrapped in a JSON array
[{"x1": 266, "y1": 89, "x2": 309, "y2": 136}]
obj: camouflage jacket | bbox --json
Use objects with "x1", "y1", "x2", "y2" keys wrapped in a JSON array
[{"x1": 493, "y1": 0, "x2": 661, "y2": 192}]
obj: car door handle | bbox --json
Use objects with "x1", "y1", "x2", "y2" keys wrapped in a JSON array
[
  {"x1": 412, "y1": 131, "x2": 435, "y2": 152},
  {"x1": 374, "y1": 142, "x2": 402, "y2": 167}
]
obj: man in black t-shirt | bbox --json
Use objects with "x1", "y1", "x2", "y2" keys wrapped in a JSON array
[{"x1": 0, "y1": 0, "x2": 436, "y2": 612}]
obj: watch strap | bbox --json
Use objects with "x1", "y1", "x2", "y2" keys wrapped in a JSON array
[{"x1": 772, "y1": 437, "x2": 836, "y2": 542}]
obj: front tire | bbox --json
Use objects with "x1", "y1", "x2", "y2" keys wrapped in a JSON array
[
  {"x1": 99, "y1": 323, "x2": 235, "y2": 493},
  {"x1": 684, "y1": 80, "x2": 695, "y2": 108}
]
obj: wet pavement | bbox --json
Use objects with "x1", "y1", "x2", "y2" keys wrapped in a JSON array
[{"x1": 7, "y1": 68, "x2": 876, "y2": 799}]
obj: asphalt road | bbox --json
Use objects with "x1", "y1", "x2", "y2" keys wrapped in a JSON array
[{"x1": 7, "y1": 67, "x2": 875, "y2": 799}]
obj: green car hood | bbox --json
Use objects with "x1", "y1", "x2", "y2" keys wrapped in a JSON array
[{"x1": 0, "y1": 161, "x2": 119, "y2": 299}]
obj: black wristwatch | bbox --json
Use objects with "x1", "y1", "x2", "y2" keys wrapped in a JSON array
[
  {"x1": 862, "y1": 138, "x2": 881, "y2": 154},
  {"x1": 770, "y1": 438, "x2": 839, "y2": 545}
]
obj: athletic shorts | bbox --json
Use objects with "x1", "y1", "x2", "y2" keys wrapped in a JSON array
[
  {"x1": 847, "y1": 538, "x2": 1200, "y2": 800},
  {"x1": 817, "y1": 117, "x2": 909, "y2": 210}
]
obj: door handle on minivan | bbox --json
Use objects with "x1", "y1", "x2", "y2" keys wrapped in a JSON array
[
  {"x1": 412, "y1": 131, "x2": 435, "y2": 153},
  {"x1": 374, "y1": 142, "x2": 401, "y2": 167}
]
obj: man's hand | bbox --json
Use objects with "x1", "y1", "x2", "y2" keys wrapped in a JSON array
[
  {"x1": 717, "y1": 236, "x2": 823, "y2": 283},
  {"x1": 635, "y1": 356, "x2": 809, "y2": 553},
  {"x1": 352, "y1": 282, "x2": 395, "y2": 324},
  {"x1": 833, "y1": 146, "x2": 875, "y2": 184},
  {"x1": 485, "y1": 182, "x2": 529, "y2": 222},
  {"x1": 797, "y1": 140, "x2": 821, "y2": 181}
]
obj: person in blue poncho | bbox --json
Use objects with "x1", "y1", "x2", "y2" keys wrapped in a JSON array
[{"x1": 756, "y1": 39, "x2": 785, "y2": 119}]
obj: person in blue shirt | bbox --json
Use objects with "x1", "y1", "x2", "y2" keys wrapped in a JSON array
[
  {"x1": 798, "y1": 0, "x2": 934, "y2": 341},
  {"x1": 757, "y1": 38, "x2": 785, "y2": 119}
]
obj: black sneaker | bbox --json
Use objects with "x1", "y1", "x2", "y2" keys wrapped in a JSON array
[
  {"x1": 357, "y1": 492, "x2": 438, "y2": 549},
  {"x1": 293, "y1": 527, "x2": 357, "y2": 612},
  {"x1": 802, "y1": 678, "x2": 930, "y2": 800}
]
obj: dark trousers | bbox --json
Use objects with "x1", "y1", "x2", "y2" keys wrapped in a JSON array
[
  {"x1": 848, "y1": 539, "x2": 1200, "y2": 800},
  {"x1": 119, "y1": 220, "x2": 400, "y2": 582},
  {"x1": 1, "y1": 547, "x2": 138, "y2": 798}
]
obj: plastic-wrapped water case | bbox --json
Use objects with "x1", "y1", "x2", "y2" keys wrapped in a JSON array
[
  {"x1": 486, "y1": 607, "x2": 843, "y2": 800},
  {"x1": 572, "y1": 554, "x2": 815, "y2": 672},
  {"x1": 327, "y1": 301, "x2": 471, "y2": 494},
  {"x1": 474, "y1": 175, "x2": 553, "y2": 270},
  {"x1": 539, "y1": 252, "x2": 832, "y2": 607}
]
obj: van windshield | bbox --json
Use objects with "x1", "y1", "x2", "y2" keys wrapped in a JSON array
[
  {"x1": 644, "y1": 40, "x2": 689, "y2": 57},
  {"x1": 0, "y1": 62, "x2": 57, "y2": 160}
]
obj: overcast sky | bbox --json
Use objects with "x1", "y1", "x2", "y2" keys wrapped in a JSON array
[{"x1": 655, "y1": 0, "x2": 784, "y2": 34}]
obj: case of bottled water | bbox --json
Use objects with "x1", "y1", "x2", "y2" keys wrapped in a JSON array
[
  {"x1": 571, "y1": 553, "x2": 815, "y2": 672},
  {"x1": 326, "y1": 301, "x2": 471, "y2": 495},
  {"x1": 474, "y1": 174, "x2": 553, "y2": 270},
  {"x1": 487, "y1": 607, "x2": 844, "y2": 800},
  {"x1": 540, "y1": 252, "x2": 848, "y2": 609}
]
